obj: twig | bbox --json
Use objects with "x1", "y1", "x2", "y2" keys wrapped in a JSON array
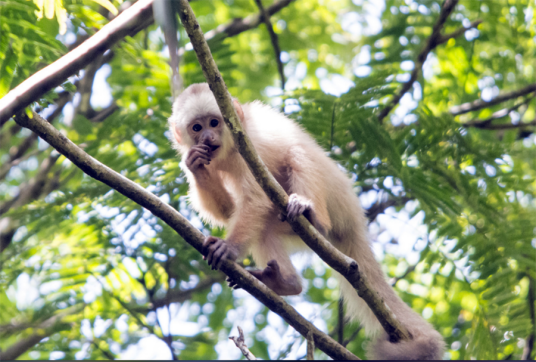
[
  {"x1": 0, "y1": 0, "x2": 295, "y2": 129},
  {"x1": 0, "y1": 92, "x2": 70, "y2": 182},
  {"x1": 203, "y1": 0, "x2": 294, "y2": 43},
  {"x1": 462, "y1": 97, "x2": 533, "y2": 128},
  {"x1": 0, "y1": 306, "x2": 82, "y2": 361},
  {"x1": 0, "y1": 151, "x2": 60, "y2": 217},
  {"x1": 337, "y1": 298, "x2": 344, "y2": 344},
  {"x1": 91, "y1": 339, "x2": 115, "y2": 360},
  {"x1": 13, "y1": 111, "x2": 359, "y2": 360},
  {"x1": 229, "y1": 326, "x2": 257, "y2": 360},
  {"x1": 343, "y1": 326, "x2": 362, "y2": 347},
  {"x1": 150, "y1": 275, "x2": 224, "y2": 310},
  {"x1": 254, "y1": 0, "x2": 285, "y2": 90},
  {"x1": 365, "y1": 196, "x2": 412, "y2": 223},
  {"x1": 522, "y1": 275, "x2": 535, "y2": 360},
  {"x1": 450, "y1": 83, "x2": 536, "y2": 116},
  {"x1": 307, "y1": 331, "x2": 315, "y2": 360},
  {"x1": 0, "y1": 0, "x2": 155, "y2": 127},
  {"x1": 390, "y1": 264, "x2": 417, "y2": 286},
  {"x1": 436, "y1": 19, "x2": 482, "y2": 45},
  {"x1": 465, "y1": 119, "x2": 536, "y2": 130},
  {"x1": 377, "y1": 0, "x2": 459, "y2": 125},
  {"x1": 177, "y1": 0, "x2": 409, "y2": 345}
]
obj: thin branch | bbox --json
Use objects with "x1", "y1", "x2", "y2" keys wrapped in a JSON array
[
  {"x1": 178, "y1": 0, "x2": 410, "y2": 345},
  {"x1": 91, "y1": 339, "x2": 115, "y2": 360},
  {"x1": 13, "y1": 111, "x2": 359, "y2": 360},
  {"x1": 150, "y1": 275, "x2": 224, "y2": 310},
  {"x1": 450, "y1": 83, "x2": 536, "y2": 116},
  {"x1": 522, "y1": 275, "x2": 535, "y2": 360},
  {"x1": 203, "y1": 0, "x2": 294, "y2": 43},
  {"x1": 464, "y1": 119, "x2": 536, "y2": 130},
  {"x1": 307, "y1": 331, "x2": 315, "y2": 360},
  {"x1": 0, "y1": 0, "x2": 295, "y2": 129},
  {"x1": 390, "y1": 264, "x2": 417, "y2": 286},
  {"x1": 254, "y1": 0, "x2": 285, "y2": 90},
  {"x1": 343, "y1": 326, "x2": 362, "y2": 348},
  {"x1": 0, "y1": 92, "x2": 70, "y2": 182},
  {"x1": 365, "y1": 196, "x2": 412, "y2": 223},
  {"x1": 377, "y1": 0, "x2": 459, "y2": 125},
  {"x1": 0, "y1": 0, "x2": 155, "y2": 127},
  {"x1": 461, "y1": 97, "x2": 533, "y2": 128},
  {"x1": 337, "y1": 298, "x2": 344, "y2": 345},
  {"x1": 0, "y1": 151, "x2": 60, "y2": 217},
  {"x1": 436, "y1": 19, "x2": 482, "y2": 45},
  {"x1": 0, "y1": 306, "x2": 82, "y2": 360},
  {"x1": 229, "y1": 326, "x2": 257, "y2": 360}
]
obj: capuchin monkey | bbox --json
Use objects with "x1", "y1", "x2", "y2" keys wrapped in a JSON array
[{"x1": 168, "y1": 83, "x2": 445, "y2": 360}]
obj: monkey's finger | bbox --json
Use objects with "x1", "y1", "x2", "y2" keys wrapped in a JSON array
[
  {"x1": 267, "y1": 259, "x2": 280, "y2": 273},
  {"x1": 226, "y1": 277, "x2": 239, "y2": 289},
  {"x1": 203, "y1": 236, "x2": 219, "y2": 255},
  {"x1": 214, "y1": 248, "x2": 229, "y2": 270},
  {"x1": 191, "y1": 145, "x2": 210, "y2": 154},
  {"x1": 207, "y1": 242, "x2": 225, "y2": 268},
  {"x1": 189, "y1": 152, "x2": 211, "y2": 164},
  {"x1": 287, "y1": 202, "x2": 299, "y2": 220},
  {"x1": 191, "y1": 158, "x2": 210, "y2": 169}
]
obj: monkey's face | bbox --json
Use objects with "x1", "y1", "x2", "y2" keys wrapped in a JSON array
[{"x1": 186, "y1": 115, "x2": 225, "y2": 157}]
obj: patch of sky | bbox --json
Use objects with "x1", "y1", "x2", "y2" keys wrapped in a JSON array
[{"x1": 91, "y1": 64, "x2": 113, "y2": 109}]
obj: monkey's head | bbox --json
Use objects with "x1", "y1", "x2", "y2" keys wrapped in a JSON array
[{"x1": 168, "y1": 83, "x2": 245, "y2": 161}]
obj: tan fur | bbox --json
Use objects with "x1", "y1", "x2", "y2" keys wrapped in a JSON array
[{"x1": 168, "y1": 83, "x2": 445, "y2": 360}]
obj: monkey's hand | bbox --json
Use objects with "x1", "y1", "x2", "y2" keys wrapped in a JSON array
[
  {"x1": 227, "y1": 260, "x2": 302, "y2": 296},
  {"x1": 284, "y1": 193, "x2": 326, "y2": 235},
  {"x1": 185, "y1": 145, "x2": 211, "y2": 176},
  {"x1": 202, "y1": 236, "x2": 239, "y2": 270}
]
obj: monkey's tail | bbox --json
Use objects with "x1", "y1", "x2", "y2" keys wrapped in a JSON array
[{"x1": 335, "y1": 244, "x2": 445, "y2": 360}]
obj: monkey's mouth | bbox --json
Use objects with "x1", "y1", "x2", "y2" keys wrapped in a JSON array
[{"x1": 210, "y1": 145, "x2": 220, "y2": 152}]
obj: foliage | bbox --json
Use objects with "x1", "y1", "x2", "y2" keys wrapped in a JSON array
[{"x1": 0, "y1": 0, "x2": 535, "y2": 360}]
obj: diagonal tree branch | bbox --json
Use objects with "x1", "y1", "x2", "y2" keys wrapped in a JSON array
[
  {"x1": 13, "y1": 111, "x2": 358, "y2": 360},
  {"x1": 0, "y1": 0, "x2": 294, "y2": 130},
  {"x1": 0, "y1": 0, "x2": 155, "y2": 128},
  {"x1": 522, "y1": 274, "x2": 535, "y2": 360},
  {"x1": 465, "y1": 119, "x2": 536, "y2": 130},
  {"x1": 436, "y1": 19, "x2": 482, "y2": 45},
  {"x1": 204, "y1": 0, "x2": 294, "y2": 43},
  {"x1": 377, "y1": 0, "x2": 459, "y2": 125},
  {"x1": 254, "y1": 0, "x2": 286, "y2": 91},
  {"x1": 0, "y1": 151, "x2": 60, "y2": 218},
  {"x1": 0, "y1": 306, "x2": 82, "y2": 361},
  {"x1": 450, "y1": 83, "x2": 536, "y2": 116},
  {"x1": 177, "y1": 0, "x2": 412, "y2": 344},
  {"x1": 0, "y1": 92, "x2": 70, "y2": 182},
  {"x1": 461, "y1": 96, "x2": 533, "y2": 128}
]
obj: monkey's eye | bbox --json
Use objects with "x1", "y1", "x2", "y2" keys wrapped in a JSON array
[
  {"x1": 210, "y1": 119, "x2": 219, "y2": 127},
  {"x1": 192, "y1": 124, "x2": 202, "y2": 132}
]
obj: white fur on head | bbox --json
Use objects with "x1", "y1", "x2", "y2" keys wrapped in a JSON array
[{"x1": 168, "y1": 83, "x2": 233, "y2": 158}]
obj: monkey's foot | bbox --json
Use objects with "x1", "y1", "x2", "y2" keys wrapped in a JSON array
[
  {"x1": 285, "y1": 194, "x2": 326, "y2": 235},
  {"x1": 202, "y1": 236, "x2": 238, "y2": 270},
  {"x1": 232, "y1": 260, "x2": 302, "y2": 296},
  {"x1": 286, "y1": 194, "x2": 312, "y2": 221}
]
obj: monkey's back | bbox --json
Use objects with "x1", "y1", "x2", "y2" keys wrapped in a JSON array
[{"x1": 242, "y1": 101, "x2": 369, "y2": 242}]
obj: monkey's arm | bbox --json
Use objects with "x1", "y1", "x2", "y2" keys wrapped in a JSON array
[
  {"x1": 184, "y1": 145, "x2": 235, "y2": 224},
  {"x1": 188, "y1": 171, "x2": 235, "y2": 224},
  {"x1": 285, "y1": 145, "x2": 331, "y2": 235}
]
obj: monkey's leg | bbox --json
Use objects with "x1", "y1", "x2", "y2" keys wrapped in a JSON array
[
  {"x1": 284, "y1": 146, "x2": 331, "y2": 235},
  {"x1": 231, "y1": 232, "x2": 302, "y2": 296}
]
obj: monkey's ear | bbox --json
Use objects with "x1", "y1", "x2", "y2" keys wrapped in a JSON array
[
  {"x1": 171, "y1": 124, "x2": 182, "y2": 144},
  {"x1": 233, "y1": 99, "x2": 245, "y2": 123}
]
